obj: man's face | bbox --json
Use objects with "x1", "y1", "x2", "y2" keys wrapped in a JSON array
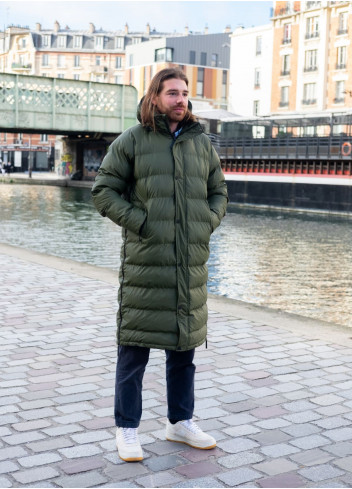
[{"x1": 152, "y1": 78, "x2": 189, "y2": 125}]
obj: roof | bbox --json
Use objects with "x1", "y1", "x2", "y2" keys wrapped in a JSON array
[{"x1": 193, "y1": 109, "x2": 242, "y2": 120}]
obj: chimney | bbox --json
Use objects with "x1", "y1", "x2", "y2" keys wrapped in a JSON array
[
  {"x1": 124, "y1": 23, "x2": 129, "y2": 34},
  {"x1": 54, "y1": 20, "x2": 60, "y2": 33},
  {"x1": 146, "y1": 23, "x2": 151, "y2": 35},
  {"x1": 35, "y1": 23, "x2": 41, "y2": 31},
  {"x1": 184, "y1": 24, "x2": 189, "y2": 35},
  {"x1": 204, "y1": 25, "x2": 209, "y2": 35},
  {"x1": 89, "y1": 23, "x2": 95, "y2": 34},
  {"x1": 224, "y1": 25, "x2": 231, "y2": 33}
]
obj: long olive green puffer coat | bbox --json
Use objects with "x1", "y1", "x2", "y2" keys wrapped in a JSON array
[{"x1": 91, "y1": 111, "x2": 228, "y2": 351}]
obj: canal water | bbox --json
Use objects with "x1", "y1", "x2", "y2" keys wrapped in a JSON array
[{"x1": 1, "y1": 183, "x2": 351, "y2": 328}]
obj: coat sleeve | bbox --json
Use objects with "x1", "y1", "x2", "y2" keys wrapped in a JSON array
[
  {"x1": 207, "y1": 142, "x2": 228, "y2": 232},
  {"x1": 91, "y1": 129, "x2": 147, "y2": 235}
]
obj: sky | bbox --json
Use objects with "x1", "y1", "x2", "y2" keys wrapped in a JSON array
[{"x1": 0, "y1": 1, "x2": 272, "y2": 34}]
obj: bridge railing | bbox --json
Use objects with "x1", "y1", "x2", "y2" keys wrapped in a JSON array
[{"x1": 0, "y1": 73, "x2": 138, "y2": 134}]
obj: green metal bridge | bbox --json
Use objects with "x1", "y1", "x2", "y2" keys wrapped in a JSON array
[{"x1": 0, "y1": 73, "x2": 138, "y2": 136}]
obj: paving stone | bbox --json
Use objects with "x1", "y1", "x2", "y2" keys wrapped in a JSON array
[
  {"x1": 104, "y1": 463, "x2": 149, "y2": 481},
  {"x1": 55, "y1": 471, "x2": 108, "y2": 488},
  {"x1": 175, "y1": 476, "x2": 225, "y2": 488},
  {"x1": 28, "y1": 437, "x2": 74, "y2": 452},
  {"x1": 290, "y1": 434, "x2": 330, "y2": 449},
  {"x1": 58, "y1": 445, "x2": 102, "y2": 458},
  {"x1": 257, "y1": 472, "x2": 307, "y2": 488},
  {"x1": 329, "y1": 455, "x2": 352, "y2": 472},
  {"x1": 217, "y1": 437, "x2": 259, "y2": 454},
  {"x1": 290, "y1": 448, "x2": 333, "y2": 466},
  {"x1": 144, "y1": 454, "x2": 185, "y2": 472},
  {"x1": 299, "y1": 464, "x2": 345, "y2": 482},
  {"x1": 12, "y1": 466, "x2": 60, "y2": 485},
  {"x1": 324, "y1": 442, "x2": 352, "y2": 457},
  {"x1": 218, "y1": 451, "x2": 264, "y2": 468},
  {"x1": 60, "y1": 456, "x2": 105, "y2": 474},
  {"x1": 18, "y1": 452, "x2": 62, "y2": 467},
  {"x1": 250, "y1": 430, "x2": 291, "y2": 445},
  {"x1": 175, "y1": 461, "x2": 222, "y2": 478},
  {"x1": 179, "y1": 447, "x2": 222, "y2": 462},
  {"x1": 254, "y1": 458, "x2": 298, "y2": 476},
  {"x1": 0, "y1": 477, "x2": 11, "y2": 488},
  {"x1": 0, "y1": 460, "x2": 19, "y2": 474},
  {"x1": 324, "y1": 427, "x2": 352, "y2": 442},
  {"x1": 2, "y1": 431, "x2": 46, "y2": 445},
  {"x1": 217, "y1": 467, "x2": 262, "y2": 486},
  {"x1": 136, "y1": 472, "x2": 183, "y2": 487},
  {"x1": 260, "y1": 443, "x2": 300, "y2": 458}
]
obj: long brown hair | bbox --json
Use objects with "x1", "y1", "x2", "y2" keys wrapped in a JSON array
[{"x1": 140, "y1": 68, "x2": 196, "y2": 131}]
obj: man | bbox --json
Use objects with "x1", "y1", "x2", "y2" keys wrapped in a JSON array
[{"x1": 92, "y1": 68, "x2": 228, "y2": 462}]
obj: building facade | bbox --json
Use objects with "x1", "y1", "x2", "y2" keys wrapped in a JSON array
[
  {"x1": 124, "y1": 30, "x2": 231, "y2": 109},
  {"x1": 228, "y1": 24, "x2": 273, "y2": 117},
  {"x1": 272, "y1": 0, "x2": 352, "y2": 115}
]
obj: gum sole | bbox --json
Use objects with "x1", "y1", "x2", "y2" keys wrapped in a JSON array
[
  {"x1": 166, "y1": 437, "x2": 216, "y2": 450},
  {"x1": 119, "y1": 455, "x2": 143, "y2": 462}
]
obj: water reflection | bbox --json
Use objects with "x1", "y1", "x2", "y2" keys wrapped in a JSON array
[{"x1": 1, "y1": 184, "x2": 351, "y2": 327}]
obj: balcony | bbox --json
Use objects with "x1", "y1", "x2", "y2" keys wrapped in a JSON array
[
  {"x1": 336, "y1": 63, "x2": 346, "y2": 70},
  {"x1": 280, "y1": 70, "x2": 291, "y2": 76},
  {"x1": 11, "y1": 62, "x2": 31, "y2": 71},
  {"x1": 337, "y1": 28, "x2": 348, "y2": 36},
  {"x1": 302, "y1": 98, "x2": 317, "y2": 105},
  {"x1": 304, "y1": 66, "x2": 318, "y2": 72},
  {"x1": 90, "y1": 65, "x2": 108, "y2": 74},
  {"x1": 334, "y1": 97, "x2": 345, "y2": 104},
  {"x1": 282, "y1": 38, "x2": 292, "y2": 45},
  {"x1": 305, "y1": 32, "x2": 319, "y2": 40},
  {"x1": 279, "y1": 101, "x2": 289, "y2": 107}
]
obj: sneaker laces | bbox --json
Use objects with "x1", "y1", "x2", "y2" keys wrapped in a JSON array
[
  {"x1": 182, "y1": 419, "x2": 202, "y2": 434},
  {"x1": 122, "y1": 428, "x2": 139, "y2": 444}
]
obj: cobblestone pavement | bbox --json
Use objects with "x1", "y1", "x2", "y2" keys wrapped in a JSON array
[{"x1": 2, "y1": 249, "x2": 352, "y2": 488}]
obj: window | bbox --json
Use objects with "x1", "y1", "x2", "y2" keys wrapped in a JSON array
[
  {"x1": 58, "y1": 35, "x2": 66, "y2": 48},
  {"x1": 306, "y1": 16, "x2": 319, "y2": 38},
  {"x1": 132, "y1": 37, "x2": 141, "y2": 44},
  {"x1": 197, "y1": 68, "x2": 204, "y2": 96},
  {"x1": 222, "y1": 70, "x2": 227, "y2": 100},
  {"x1": 200, "y1": 52, "x2": 207, "y2": 66},
  {"x1": 74, "y1": 55, "x2": 80, "y2": 67},
  {"x1": 96, "y1": 56, "x2": 101, "y2": 66},
  {"x1": 211, "y1": 53, "x2": 218, "y2": 67},
  {"x1": 336, "y1": 46, "x2": 347, "y2": 69},
  {"x1": 304, "y1": 49, "x2": 318, "y2": 71},
  {"x1": 283, "y1": 23, "x2": 291, "y2": 43},
  {"x1": 115, "y1": 75, "x2": 123, "y2": 84},
  {"x1": 303, "y1": 82, "x2": 317, "y2": 104},
  {"x1": 280, "y1": 86, "x2": 289, "y2": 107},
  {"x1": 189, "y1": 50, "x2": 196, "y2": 64},
  {"x1": 40, "y1": 134, "x2": 48, "y2": 143},
  {"x1": 74, "y1": 36, "x2": 82, "y2": 48},
  {"x1": 57, "y1": 74, "x2": 65, "y2": 79},
  {"x1": 253, "y1": 100, "x2": 260, "y2": 116},
  {"x1": 21, "y1": 38, "x2": 26, "y2": 49},
  {"x1": 73, "y1": 74, "x2": 80, "y2": 80},
  {"x1": 57, "y1": 54, "x2": 65, "y2": 67},
  {"x1": 129, "y1": 54, "x2": 133, "y2": 67},
  {"x1": 254, "y1": 68, "x2": 260, "y2": 88},
  {"x1": 115, "y1": 57, "x2": 122, "y2": 69},
  {"x1": 338, "y1": 12, "x2": 348, "y2": 35},
  {"x1": 335, "y1": 80, "x2": 345, "y2": 103},
  {"x1": 154, "y1": 48, "x2": 173, "y2": 62},
  {"x1": 42, "y1": 35, "x2": 51, "y2": 47},
  {"x1": 256, "y1": 36, "x2": 262, "y2": 55},
  {"x1": 115, "y1": 37, "x2": 124, "y2": 49},
  {"x1": 42, "y1": 54, "x2": 49, "y2": 66},
  {"x1": 281, "y1": 54, "x2": 290, "y2": 75},
  {"x1": 95, "y1": 36, "x2": 104, "y2": 48}
]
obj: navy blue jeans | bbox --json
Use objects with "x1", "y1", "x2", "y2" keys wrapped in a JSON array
[{"x1": 114, "y1": 345, "x2": 195, "y2": 428}]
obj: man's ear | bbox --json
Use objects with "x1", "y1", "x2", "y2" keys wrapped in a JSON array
[{"x1": 151, "y1": 95, "x2": 157, "y2": 106}]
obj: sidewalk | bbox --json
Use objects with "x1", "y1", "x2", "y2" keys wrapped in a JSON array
[
  {"x1": 2, "y1": 243, "x2": 352, "y2": 488},
  {"x1": 0, "y1": 172, "x2": 92, "y2": 188}
]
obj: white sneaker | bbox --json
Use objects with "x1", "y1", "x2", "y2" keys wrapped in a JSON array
[
  {"x1": 116, "y1": 427, "x2": 143, "y2": 462},
  {"x1": 166, "y1": 419, "x2": 216, "y2": 449}
]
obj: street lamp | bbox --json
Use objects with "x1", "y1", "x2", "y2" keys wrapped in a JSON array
[{"x1": 28, "y1": 134, "x2": 32, "y2": 178}]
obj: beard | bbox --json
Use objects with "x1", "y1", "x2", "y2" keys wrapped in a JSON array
[{"x1": 164, "y1": 105, "x2": 187, "y2": 123}]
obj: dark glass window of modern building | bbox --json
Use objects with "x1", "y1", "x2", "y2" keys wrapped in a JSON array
[
  {"x1": 200, "y1": 52, "x2": 207, "y2": 66},
  {"x1": 189, "y1": 50, "x2": 196, "y2": 64}
]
